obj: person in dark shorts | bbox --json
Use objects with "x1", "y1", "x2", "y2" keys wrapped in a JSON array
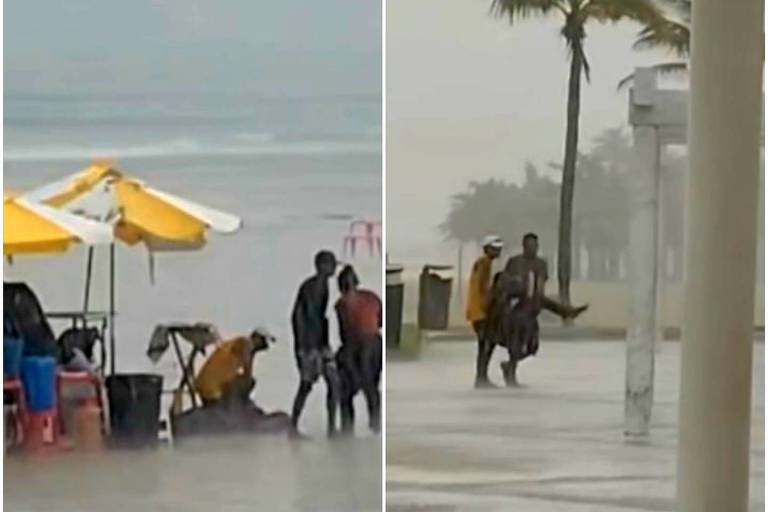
[
  {"x1": 335, "y1": 265, "x2": 382, "y2": 435},
  {"x1": 290, "y1": 250, "x2": 342, "y2": 438},
  {"x1": 489, "y1": 233, "x2": 588, "y2": 386}
]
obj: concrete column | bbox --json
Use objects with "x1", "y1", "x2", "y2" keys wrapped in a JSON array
[
  {"x1": 625, "y1": 124, "x2": 659, "y2": 437},
  {"x1": 654, "y1": 144, "x2": 665, "y2": 352},
  {"x1": 677, "y1": 0, "x2": 763, "y2": 510}
]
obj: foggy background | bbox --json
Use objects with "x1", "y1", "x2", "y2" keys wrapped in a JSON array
[
  {"x1": 387, "y1": 0, "x2": 671, "y2": 260},
  {"x1": 386, "y1": 0, "x2": 763, "y2": 328}
]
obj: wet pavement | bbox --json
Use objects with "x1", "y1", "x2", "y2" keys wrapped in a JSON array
[{"x1": 386, "y1": 340, "x2": 764, "y2": 511}]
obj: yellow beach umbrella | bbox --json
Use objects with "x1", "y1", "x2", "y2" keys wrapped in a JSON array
[
  {"x1": 28, "y1": 162, "x2": 242, "y2": 250},
  {"x1": 4, "y1": 192, "x2": 113, "y2": 255},
  {"x1": 26, "y1": 162, "x2": 243, "y2": 374}
]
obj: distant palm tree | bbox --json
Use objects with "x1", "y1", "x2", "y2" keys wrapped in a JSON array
[
  {"x1": 618, "y1": 0, "x2": 690, "y2": 89},
  {"x1": 441, "y1": 179, "x2": 528, "y2": 245},
  {"x1": 490, "y1": 0, "x2": 667, "y2": 312}
]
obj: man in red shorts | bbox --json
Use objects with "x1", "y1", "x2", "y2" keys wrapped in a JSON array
[{"x1": 335, "y1": 265, "x2": 382, "y2": 435}]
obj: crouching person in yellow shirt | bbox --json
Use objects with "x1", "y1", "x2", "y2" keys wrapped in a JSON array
[{"x1": 195, "y1": 329, "x2": 271, "y2": 411}]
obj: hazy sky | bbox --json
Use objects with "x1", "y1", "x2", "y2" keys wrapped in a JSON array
[
  {"x1": 386, "y1": 0, "x2": 676, "y2": 260},
  {"x1": 5, "y1": 0, "x2": 381, "y2": 96}
]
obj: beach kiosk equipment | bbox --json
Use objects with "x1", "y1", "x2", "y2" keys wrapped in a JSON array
[
  {"x1": 26, "y1": 162, "x2": 243, "y2": 448},
  {"x1": 26, "y1": 162, "x2": 243, "y2": 375},
  {"x1": 4, "y1": 195, "x2": 114, "y2": 452}
]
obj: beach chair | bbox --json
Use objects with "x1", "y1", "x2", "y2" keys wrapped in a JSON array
[{"x1": 343, "y1": 219, "x2": 382, "y2": 258}]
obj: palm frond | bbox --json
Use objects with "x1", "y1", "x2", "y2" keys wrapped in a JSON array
[
  {"x1": 633, "y1": 20, "x2": 690, "y2": 56},
  {"x1": 664, "y1": 0, "x2": 691, "y2": 23},
  {"x1": 582, "y1": 0, "x2": 665, "y2": 25},
  {"x1": 616, "y1": 61, "x2": 688, "y2": 90},
  {"x1": 490, "y1": 0, "x2": 567, "y2": 24}
]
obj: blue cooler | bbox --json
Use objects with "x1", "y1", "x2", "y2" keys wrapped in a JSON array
[
  {"x1": 3, "y1": 335, "x2": 24, "y2": 379},
  {"x1": 20, "y1": 357, "x2": 57, "y2": 412}
]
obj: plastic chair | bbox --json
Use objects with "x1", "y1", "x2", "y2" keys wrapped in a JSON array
[
  {"x1": 57, "y1": 371, "x2": 104, "y2": 436},
  {"x1": 4, "y1": 378, "x2": 27, "y2": 447},
  {"x1": 343, "y1": 220, "x2": 382, "y2": 258}
]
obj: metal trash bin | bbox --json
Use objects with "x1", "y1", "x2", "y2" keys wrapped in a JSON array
[
  {"x1": 417, "y1": 264, "x2": 453, "y2": 330},
  {"x1": 386, "y1": 264, "x2": 404, "y2": 347}
]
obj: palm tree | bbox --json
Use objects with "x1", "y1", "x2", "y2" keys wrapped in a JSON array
[
  {"x1": 440, "y1": 179, "x2": 521, "y2": 245},
  {"x1": 618, "y1": 0, "x2": 691, "y2": 89},
  {"x1": 490, "y1": 0, "x2": 667, "y2": 312}
]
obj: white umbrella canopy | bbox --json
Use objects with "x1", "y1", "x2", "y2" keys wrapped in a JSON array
[
  {"x1": 4, "y1": 193, "x2": 113, "y2": 255},
  {"x1": 26, "y1": 163, "x2": 242, "y2": 251}
]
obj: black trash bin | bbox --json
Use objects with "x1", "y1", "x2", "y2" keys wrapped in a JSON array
[
  {"x1": 106, "y1": 374, "x2": 163, "y2": 449},
  {"x1": 386, "y1": 265, "x2": 404, "y2": 347},
  {"x1": 418, "y1": 265, "x2": 453, "y2": 330}
]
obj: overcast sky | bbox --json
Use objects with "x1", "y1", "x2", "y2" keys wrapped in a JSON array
[
  {"x1": 5, "y1": 0, "x2": 382, "y2": 96},
  {"x1": 5, "y1": 0, "x2": 686, "y2": 261},
  {"x1": 386, "y1": 0, "x2": 677, "y2": 260}
]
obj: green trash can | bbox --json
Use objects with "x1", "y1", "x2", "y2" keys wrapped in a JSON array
[
  {"x1": 386, "y1": 264, "x2": 404, "y2": 347},
  {"x1": 418, "y1": 264, "x2": 453, "y2": 330}
]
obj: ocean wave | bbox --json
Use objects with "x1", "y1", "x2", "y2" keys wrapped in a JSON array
[
  {"x1": 232, "y1": 132, "x2": 275, "y2": 143},
  {"x1": 3, "y1": 138, "x2": 381, "y2": 162}
]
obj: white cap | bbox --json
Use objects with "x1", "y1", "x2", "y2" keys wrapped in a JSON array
[
  {"x1": 482, "y1": 235, "x2": 504, "y2": 249},
  {"x1": 251, "y1": 327, "x2": 277, "y2": 343}
]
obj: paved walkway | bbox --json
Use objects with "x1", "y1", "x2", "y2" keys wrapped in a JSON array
[{"x1": 386, "y1": 341, "x2": 764, "y2": 511}]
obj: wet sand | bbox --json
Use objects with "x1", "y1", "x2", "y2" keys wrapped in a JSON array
[
  {"x1": 6, "y1": 432, "x2": 381, "y2": 512},
  {"x1": 4, "y1": 297, "x2": 383, "y2": 512}
]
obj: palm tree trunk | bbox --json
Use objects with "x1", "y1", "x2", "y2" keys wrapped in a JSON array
[
  {"x1": 573, "y1": 226, "x2": 581, "y2": 281},
  {"x1": 557, "y1": 43, "x2": 583, "y2": 318}
]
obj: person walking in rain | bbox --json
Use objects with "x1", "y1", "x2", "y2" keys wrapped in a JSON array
[
  {"x1": 489, "y1": 233, "x2": 588, "y2": 386},
  {"x1": 290, "y1": 250, "x2": 342, "y2": 438},
  {"x1": 334, "y1": 265, "x2": 382, "y2": 435},
  {"x1": 465, "y1": 235, "x2": 504, "y2": 388}
]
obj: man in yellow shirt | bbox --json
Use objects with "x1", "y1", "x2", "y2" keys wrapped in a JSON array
[
  {"x1": 195, "y1": 329, "x2": 274, "y2": 409},
  {"x1": 466, "y1": 235, "x2": 503, "y2": 388}
]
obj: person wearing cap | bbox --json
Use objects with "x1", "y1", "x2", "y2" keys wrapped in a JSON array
[
  {"x1": 334, "y1": 265, "x2": 382, "y2": 435},
  {"x1": 290, "y1": 250, "x2": 342, "y2": 438},
  {"x1": 466, "y1": 235, "x2": 504, "y2": 388},
  {"x1": 195, "y1": 329, "x2": 274, "y2": 410}
]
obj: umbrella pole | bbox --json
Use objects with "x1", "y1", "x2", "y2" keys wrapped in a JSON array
[
  {"x1": 109, "y1": 243, "x2": 116, "y2": 376},
  {"x1": 83, "y1": 247, "x2": 94, "y2": 313}
]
